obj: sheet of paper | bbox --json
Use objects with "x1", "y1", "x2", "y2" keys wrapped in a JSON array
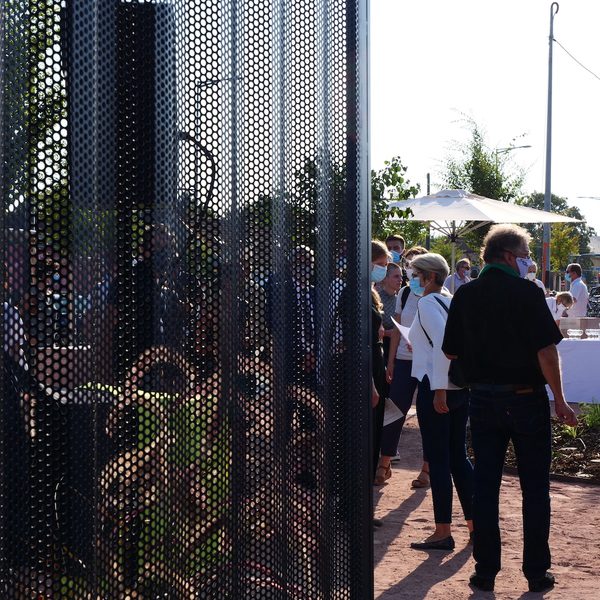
[
  {"x1": 391, "y1": 316, "x2": 411, "y2": 343},
  {"x1": 383, "y1": 397, "x2": 404, "y2": 427}
]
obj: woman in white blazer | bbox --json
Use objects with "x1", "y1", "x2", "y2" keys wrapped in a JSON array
[{"x1": 408, "y1": 253, "x2": 474, "y2": 551}]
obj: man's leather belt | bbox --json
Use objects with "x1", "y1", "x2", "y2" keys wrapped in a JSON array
[{"x1": 470, "y1": 383, "x2": 544, "y2": 395}]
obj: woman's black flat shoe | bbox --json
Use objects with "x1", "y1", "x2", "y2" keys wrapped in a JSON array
[{"x1": 410, "y1": 536, "x2": 455, "y2": 551}]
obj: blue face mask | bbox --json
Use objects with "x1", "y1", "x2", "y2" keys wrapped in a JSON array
[
  {"x1": 390, "y1": 250, "x2": 402, "y2": 263},
  {"x1": 409, "y1": 276, "x2": 425, "y2": 297},
  {"x1": 371, "y1": 264, "x2": 387, "y2": 283},
  {"x1": 565, "y1": 273, "x2": 571, "y2": 283}
]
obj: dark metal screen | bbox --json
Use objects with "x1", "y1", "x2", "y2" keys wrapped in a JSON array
[{"x1": 1, "y1": 0, "x2": 371, "y2": 597}]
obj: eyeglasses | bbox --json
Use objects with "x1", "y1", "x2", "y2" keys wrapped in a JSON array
[{"x1": 504, "y1": 248, "x2": 530, "y2": 259}]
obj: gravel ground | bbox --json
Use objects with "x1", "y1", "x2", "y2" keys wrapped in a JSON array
[{"x1": 373, "y1": 408, "x2": 600, "y2": 599}]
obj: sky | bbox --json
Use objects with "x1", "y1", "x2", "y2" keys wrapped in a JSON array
[{"x1": 370, "y1": 0, "x2": 600, "y2": 233}]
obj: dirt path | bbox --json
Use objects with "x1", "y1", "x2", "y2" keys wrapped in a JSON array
[{"x1": 374, "y1": 410, "x2": 600, "y2": 599}]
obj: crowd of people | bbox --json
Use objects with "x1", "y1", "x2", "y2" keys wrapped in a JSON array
[
  {"x1": 1, "y1": 218, "x2": 592, "y2": 594},
  {"x1": 369, "y1": 224, "x2": 580, "y2": 594}
]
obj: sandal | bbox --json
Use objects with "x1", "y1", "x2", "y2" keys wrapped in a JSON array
[
  {"x1": 374, "y1": 464, "x2": 392, "y2": 486},
  {"x1": 411, "y1": 469, "x2": 430, "y2": 489}
]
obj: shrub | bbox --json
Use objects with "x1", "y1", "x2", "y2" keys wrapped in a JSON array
[{"x1": 580, "y1": 402, "x2": 600, "y2": 429}]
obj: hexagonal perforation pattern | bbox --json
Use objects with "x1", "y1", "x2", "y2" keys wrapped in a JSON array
[{"x1": 1, "y1": 1, "x2": 370, "y2": 597}]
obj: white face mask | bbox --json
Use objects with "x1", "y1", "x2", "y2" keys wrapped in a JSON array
[
  {"x1": 516, "y1": 257, "x2": 534, "y2": 278},
  {"x1": 405, "y1": 268, "x2": 414, "y2": 280},
  {"x1": 526, "y1": 272, "x2": 536, "y2": 281}
]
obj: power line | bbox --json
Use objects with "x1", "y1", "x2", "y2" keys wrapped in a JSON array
[{"x1": 554, "y1": 37, "x2": 600, "y2": 83}]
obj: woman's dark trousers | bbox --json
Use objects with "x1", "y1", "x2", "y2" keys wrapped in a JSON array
[{"x1": 416, "y1": 376, "x2": 473, "y2": 524}]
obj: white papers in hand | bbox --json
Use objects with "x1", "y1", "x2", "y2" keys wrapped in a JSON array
[
  {"x1": 383, "y1": 397, "x2": 404, "y2": 427},
  {"x1": 391, "y1": 316, "x2": 411, "y2": 343}
]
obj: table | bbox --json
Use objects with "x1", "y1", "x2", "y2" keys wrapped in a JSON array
[{"x1": 546, "y1": 338, "x2": 600, "y2": 404}]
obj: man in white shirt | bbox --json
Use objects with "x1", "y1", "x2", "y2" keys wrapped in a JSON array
[{"x1": 565, "y1": 263, "x2": 589, "y2": 317}]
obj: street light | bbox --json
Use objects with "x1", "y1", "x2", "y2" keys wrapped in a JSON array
[{"x1": 494, "y1": 144, "x2": 532, "y2": 168}]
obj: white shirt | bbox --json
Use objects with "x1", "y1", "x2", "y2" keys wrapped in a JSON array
[
  {"x1": 569, "y1": 277, "x2": 589, "y2": 317},
  {"x1": 393, "y1": 288, "x2": 419, "y2": 360},
  {"x1": 533, "y1": 278, "x2": 546, "y2": 293},
  {"x1": 545, "y1": 297, "x2": 566, "y2": 320},
  {"x1": 409, "y1": 293, "x2": 459, "y2": 391}
]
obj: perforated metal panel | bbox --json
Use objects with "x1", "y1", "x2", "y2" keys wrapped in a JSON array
[{"x1": 1, "y1": 0, "x2": 371, "y2": 597}]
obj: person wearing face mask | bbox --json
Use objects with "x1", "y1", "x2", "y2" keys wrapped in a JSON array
[
  {"x1": 526, "y1": 261, "x2": 546, "y2": 294},
  {"x1": 376, "y1": 246, "x2": 430, "y2": 488},
  {"x1": 405, "y1": 253, "x2": 474, "y2": 553},
  {"x1": 385, "y1": 234, "x2": 405, "y2": 265},
  {"x1": 442, "y1": 224, "x2": 577, "y2": 594},
  {"x1": 377, "y1": 263, "x2": 403, "y2": 362},
  {"x1": 368, "y1": 241, "x2": 392, "y2": 491},
  {"x1": 443, "y1": 258, "x2": 472, "y2": 294},
  {"x1": 565, "y1": 263, "x2": 589, "y2": 317},
  {"x1": 545, "y1": 291, "x2": 573, "y2": 325}
]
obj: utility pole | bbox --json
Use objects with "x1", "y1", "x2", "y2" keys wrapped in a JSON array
[{"x1": 542, "y1": 2, "x2": 559, "y2": 287}]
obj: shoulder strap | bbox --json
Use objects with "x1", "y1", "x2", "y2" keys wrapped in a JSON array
[
  {"x1": 418, "y1": 295, "x2": 450, "y2": 347},
  {"x1": 417, "y1": 307, "x2": 433, "y2": 348},
  {"x1": 400, "y1": 286, "x2": 411, "y2": 311},
  {"x1": 433, "y1": 295, "x2": 449, "y2": 314}
]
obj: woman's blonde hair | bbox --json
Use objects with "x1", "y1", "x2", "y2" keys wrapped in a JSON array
[
  {"x1": 411, "y1": 253, "x2": 450, "y2": 286},
  {"x1": 371, "y1": 240, "x2": 391, "y2": 262},
  {"x1": 371, "y1": 240, "x2": 390, "y2": 312},
  {"x1": 556, "y1": 291, "x2": 574, "y2": 307}
]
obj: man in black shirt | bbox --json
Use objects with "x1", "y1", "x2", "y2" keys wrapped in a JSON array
[{"x1": 442, "y1": 224, "x2": 576, "y2": 594}]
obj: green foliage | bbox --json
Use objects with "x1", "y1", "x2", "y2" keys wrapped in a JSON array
[
  {"x1": 562, "y1": 424, "x2": 580, "y2": 439},
  {"x1": 371, "y1": 156, "x2": 419, "y2": 239},
  {"x1": 429, "y1": 236, "x2": 453, "y2": 265},
  {"x1": 516, "y1": 192, "x2": 596, "y2": 268},
  {"x1": 580, "y1": 403, "x2": 600, "y2": 429},
  {"x1": 384, "y1": 220, "x2": 429, "y2": 250},
  {"x1": 243, "y1": 155, "x2": 420, "y2": 253},
  {"x1": 549, "y1": 223, "x2": 580, "y2": 272},
  {"x1": 443, "y1": 118, "x2": 525, "y2": 203}
]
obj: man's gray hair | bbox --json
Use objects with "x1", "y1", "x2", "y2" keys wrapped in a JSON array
[{"x1": 481, "y1": 224, "x2": 531, "y2": 264}]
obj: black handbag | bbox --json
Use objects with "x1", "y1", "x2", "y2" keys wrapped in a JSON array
[{"x1": 417, "y1": 297, "x2": 467, "y2": 389}]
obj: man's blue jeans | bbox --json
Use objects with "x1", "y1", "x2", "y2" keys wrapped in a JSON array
[{"x1": 469, "y1": 389, "x2": 552, "y2": 581}]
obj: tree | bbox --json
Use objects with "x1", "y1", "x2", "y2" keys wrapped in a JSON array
[
  {"x1": 516, "y1": 192, "x2": 596, "y2": 264},
  {"x1": 550, "y1": 223, "x2": 580, "y2": 272},
  {"x1": 371, "y1": 156, "x2": 420, "y2": 240},
  {"x1": 429, "y1": 236, "x2": 453, "y2": 266},
  {"x1": 441, "y1": 118, "x2": 526, "y2": 257},
  {"x1": 444, "y1": 118, "x2": 525, "y2": 203}
]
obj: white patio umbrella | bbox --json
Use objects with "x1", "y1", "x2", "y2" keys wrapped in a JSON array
[{"x1": 388, "y1": 189, "x2": 580, "y2": 290}]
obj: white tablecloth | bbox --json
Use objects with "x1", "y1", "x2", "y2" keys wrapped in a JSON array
[{"x1": 546, "y1": 339, "x2": 600, "y2": 404}]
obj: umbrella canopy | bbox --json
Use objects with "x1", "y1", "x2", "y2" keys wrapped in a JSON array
[
  {"x1": 388, "y1": 189, "x2": 580, "y2": 225},
  {"x1": 388, "y1": 189, "x2": 581, "y2": 290}
]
